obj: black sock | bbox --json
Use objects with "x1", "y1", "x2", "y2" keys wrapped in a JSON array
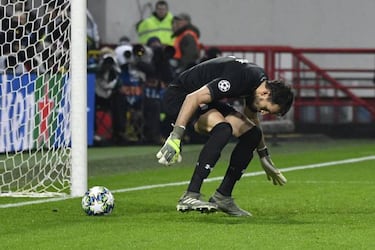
[
  {"x1": 217, "y1": 126, "x2": 262, "y2": 196},
  {"x1": 187, "y1": 122, "x2": 232, "y2": 193},
  {"x1": 187, "y1": 164, "x2": 205, "y2": 193},
  {"x1": 217, "y1": 168, "x2": 239, "y2": 197}
]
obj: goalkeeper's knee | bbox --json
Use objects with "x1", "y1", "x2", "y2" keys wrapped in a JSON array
[{"x1": 239, "y1": 126, "x2": 262, "y2": 146}]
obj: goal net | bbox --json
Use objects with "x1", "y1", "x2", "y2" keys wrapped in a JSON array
[{"x1": 0, "y1": 0, "x2": 87, "y2": 197}]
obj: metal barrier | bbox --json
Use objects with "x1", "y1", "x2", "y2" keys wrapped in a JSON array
[
  {"x1": 93, "y1": 45, "x2": 375, "y2": 137},
  {"x1": 209, "y1": 45, "x2": 375, "y2": 124}
]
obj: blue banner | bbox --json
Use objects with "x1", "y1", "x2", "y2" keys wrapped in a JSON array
[{"x1": 0, "y1": 73, "x2": 95, "y2": 153}]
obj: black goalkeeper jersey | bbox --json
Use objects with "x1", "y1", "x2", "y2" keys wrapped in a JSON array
[{"x1": 171, "y1": 56, "x2": 268, "y2": 104}]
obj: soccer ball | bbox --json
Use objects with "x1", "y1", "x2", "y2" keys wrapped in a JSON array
[{"x1": 81, "y1": 186, "x2": 115, "y2": 216}]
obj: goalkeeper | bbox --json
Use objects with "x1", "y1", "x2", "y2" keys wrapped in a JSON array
[{"x1": 156, "y1": 56, "x2": 294, "y2": 216}]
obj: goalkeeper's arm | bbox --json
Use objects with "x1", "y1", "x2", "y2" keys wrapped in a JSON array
[
  {"x1": 156, "y1": 86, "x2": 213, "y2": 165},
  {"x1": 244, "y1": 106, "x2": 286, "y2": 185},
  {"x1": 257, "y1": 147, "x2": 287, "y2": 185},
  {"x1": 156, "y1": 125, "x2": 185, "y2": 165}
]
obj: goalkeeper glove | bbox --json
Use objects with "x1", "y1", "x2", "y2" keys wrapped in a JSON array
[
  {"x1": 257, "y1": 147, "x2": 287, "y2": 186},
  {"x1": 156, "y1": 125, "x2": 185, "y2": 165}
]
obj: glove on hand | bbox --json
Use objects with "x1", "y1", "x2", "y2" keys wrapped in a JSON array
[
  {"x1": 257, "y1": 147, "x2": 287, "y2": 186},
  {"x1": 156, "y1": 125, "x2": 185, "y2": 165}
]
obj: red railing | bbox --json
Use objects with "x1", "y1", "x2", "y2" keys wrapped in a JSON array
[{"x1": 210, "y1": 45, "x2": 375, "y2": 124}]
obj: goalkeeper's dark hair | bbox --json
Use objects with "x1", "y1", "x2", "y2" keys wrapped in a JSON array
[{"x1": 266, "y1": 80, "x2": 294, "y2": 116}]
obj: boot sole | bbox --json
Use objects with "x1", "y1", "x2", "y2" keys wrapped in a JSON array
[{"x1": 177, "y1": 204, "x2": 218, "y2": 213}]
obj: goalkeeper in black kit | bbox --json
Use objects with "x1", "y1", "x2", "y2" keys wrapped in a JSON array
[{"x1": 156, "y1": 56, "x2": 294, "y2": 216}]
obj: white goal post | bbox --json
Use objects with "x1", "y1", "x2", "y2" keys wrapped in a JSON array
[{"x1": 0, "y1": 0, "x2": 87, "y2": 197}]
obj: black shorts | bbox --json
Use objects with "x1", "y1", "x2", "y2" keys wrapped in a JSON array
[{"x1": 163, "y1": 86, "x2": 237, "y2": 125}]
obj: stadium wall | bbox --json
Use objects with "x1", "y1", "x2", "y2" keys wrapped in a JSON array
[{"x1": 87, "y1": 0, "x2": 375, "y2": 48}]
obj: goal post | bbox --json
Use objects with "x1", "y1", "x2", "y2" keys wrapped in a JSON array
[
  {"x1": 71, "y1": 0, "x2": 88, "y2": 197},
  {"x1": 0, "y1": 0, "x2": 87, "y2": 197}
]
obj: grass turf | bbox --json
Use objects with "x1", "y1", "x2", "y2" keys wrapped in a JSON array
[{"x1": 0, "y1": 139, "x2": 374, "y2": 249}]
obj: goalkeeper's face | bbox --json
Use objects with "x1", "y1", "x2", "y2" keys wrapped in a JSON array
[{"x1": 253, "y1": 93, "x2": 281, "y2": 115}]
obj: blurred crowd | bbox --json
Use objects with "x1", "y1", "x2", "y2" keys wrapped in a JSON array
[
  {"x1": 0, "y1": 0, "x2": 222, "y2": 146},
  {"x1": 91, "y1": 1, "x2": 223, "y2": 146},
  {"x1": 0, "y1": 0, "x2": 70, "y2": 75}
]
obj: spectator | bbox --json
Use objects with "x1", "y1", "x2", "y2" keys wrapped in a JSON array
[
  {"x1": 95, "y1": 47, "x2": 121, "y2": 103},
  {"x1": 37, "y1": 0, "x2": 70, "y2": 73},
  {"x1": 94, "y1": 47, "x2": 121, "y2": 144},
  {"x1": 142, "y1": 37, "x2": 175, "y2": 144},
  {"x1": 111, "y1": 37, "x2": 135, "y2": 144},
  {"x1": 136, "y1": 1, "x2": 174, "y2": 46},
  {"x1": 40, "y1": 0, "x2": 69, "y2": 43},
  {"x1": 114, "y1": 36, "x2": 132, "y2": 66},
  {"x1": 113, "y1": 37, "x2": 154, "y2": 143},
  {"x1": 0, "y1": 10, "x2": 33, "y2": 75},
  {"x1": 146, "y1": 36, "x2": 175, "y2": 83},
  {"x1": 0, "y1": 52, "x2": 26, "y2": 75},
  {"x1": 172, "y1": 13, "x2": 201, "y2": 73},
  {"x1": 199, "y1": 46, "x2": 222, "y2": 63}
]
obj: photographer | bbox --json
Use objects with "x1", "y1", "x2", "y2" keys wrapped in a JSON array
[
  {"x1": 94, "y1": 47, "x2": 121, "y2": 144},
  {"x1": 95, "y1": 47, "x2": 121, "y2": 104},
  {"x1": 113, "y1": 38, "x2": 152, "y2": 143},
  {"x1": 142, "y1": 37, "x2": 175, "y2": 144},
  {"x1": 112, "y1": 37, "x2": 175, "y2": 144}
]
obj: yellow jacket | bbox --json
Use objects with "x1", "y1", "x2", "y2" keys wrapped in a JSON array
[{"x1": 136, "y1": 12, "x2": 174, "y2": 45}]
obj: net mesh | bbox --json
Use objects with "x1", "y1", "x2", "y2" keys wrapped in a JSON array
[{"x1": 0, "y1": 0, "x2": 72, "y2": 196}]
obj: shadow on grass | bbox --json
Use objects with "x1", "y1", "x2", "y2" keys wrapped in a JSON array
[{"x1": 115, "y1": 200, "x2": 311, "y2": 226}]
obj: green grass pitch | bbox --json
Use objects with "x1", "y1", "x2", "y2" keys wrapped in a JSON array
[{"x1": 0, "y1": 139, "x2": 374, "y2": 250}]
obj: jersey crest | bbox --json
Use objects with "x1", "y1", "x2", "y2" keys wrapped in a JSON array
[{"x1": 217, "y1": 80, "x2": 231, "y2": 92}]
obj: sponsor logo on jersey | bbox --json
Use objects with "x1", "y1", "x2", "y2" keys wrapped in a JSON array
[{"x1": 218, "y1": 80, "x2": 231, "y2": 92}]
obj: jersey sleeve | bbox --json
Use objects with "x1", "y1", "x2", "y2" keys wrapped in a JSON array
[
  {"x1": 206, "y1": 77, "x2": 245, "y2": 101},
  {"x1": 197, "y1": 57, "x2": 268, "y2": 102}
]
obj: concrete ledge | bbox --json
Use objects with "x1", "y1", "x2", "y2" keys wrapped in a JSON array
[
  {"x1": 261, "y1": 119, "x2": 295, "y2": 146},
  {"x1": 261, "y1": 119, "x2": 295, "y2": 134}
]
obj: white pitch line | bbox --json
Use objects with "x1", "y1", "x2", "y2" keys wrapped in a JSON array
[{"x1": 1, "y1": 155, "x2": 374, "y2": 209}]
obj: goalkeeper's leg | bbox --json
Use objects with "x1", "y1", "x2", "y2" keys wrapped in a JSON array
[
  {"x1": 217, "y1": 126, "x2": 262, "y2": 196},
  {"x1": 177, "y1": 121, "x2": 232, "y2": 213},
  {"x1": 209, "y1": 126, "x2": 261, "y2": 216},
  {"x1": 187, "y1": 122, "x2": 233, "y2": 193}
]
